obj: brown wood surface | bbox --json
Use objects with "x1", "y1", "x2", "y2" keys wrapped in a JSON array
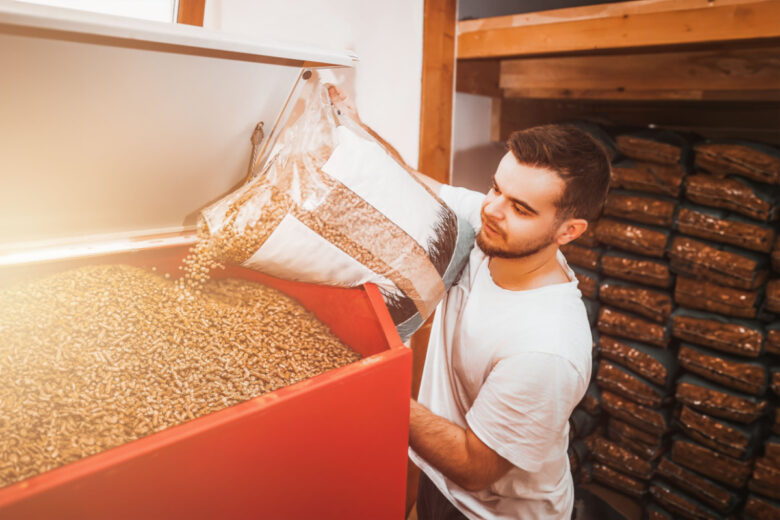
[
  {"x1": 456, "y1": 59, "x2": 501, "y2": 97},
  {"x1": 502, "y1": 87, "x2": 780, "y2": 101},
  {"x1": 496, "y1": 98, "x2": 780, "y2": 145},
  {"x1": 409, "y1": 0, "x2": 457, "y2": 515},
  {"x1": 177, "y1": 0, "x2": 206, "y2": 26},
  {"x1": 458, "y1": 1, "x2": 780, "y2": 59},
  {"x1": 458, "y1": 0, "x2": 761, "y2": 34},
  {"x1": 499, "y1": 46, "x2": 780, "y2": 101},
  {"x1": 418, "y1": 0, "x2": 456, "y2": 184}
]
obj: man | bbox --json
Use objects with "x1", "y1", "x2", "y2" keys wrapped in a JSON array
[{"x1": 328, "y1": 87, "x2": 610, "y2": 519}]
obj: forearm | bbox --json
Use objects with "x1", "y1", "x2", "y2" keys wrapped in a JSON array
[
  {"x1": 410, "y1": 399, "x2": 512, "y2": 491},
  {"x1": 409, "y1": 399, "x2": 473, "y2": 488}
]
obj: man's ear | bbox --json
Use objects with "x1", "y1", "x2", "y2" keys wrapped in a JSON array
[{"x1": 556, "y1": 218, "x2": 588, "y2": 246}]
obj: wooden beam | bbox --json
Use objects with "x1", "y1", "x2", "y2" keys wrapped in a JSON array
[
  {"x1": 455, "y1": 59, "x2": 501, "y2": 97},
  {"x1": 500, "y1": 47, "x2": 780, "y2": 92},
  {"x1": 458, "y1": 1, "x2": 780, "y2": 59},
  {"x1": 458, "y1": 0, "x2": 761, "y2": 34},
  {"x1": 419, "y1": 0, "x2": 456, "y2": 183},
  {"x1": 177, "y1": 0, "x2": 206, "y2": 27},
  {"x1": 409, "y1": 1, "x2": 456, "y2": 516},
  {"x1": 495, "y1": 98, "x2": 780, "y2": 145},
  {"x1": 502, "y1": 88, "x2": 780, "y2": 101}
]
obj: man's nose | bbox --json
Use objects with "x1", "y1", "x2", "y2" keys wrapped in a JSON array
[{"x1": 483, "y1": 196, "x2": 504, "y2": 220}]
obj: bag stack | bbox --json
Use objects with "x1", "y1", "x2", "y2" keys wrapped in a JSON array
[
  {"x1": 580, "y1": 129, "x2": 688, "y2": 500},
  {"x1": 657, "y1": 140, "x2": 778, "y2": 519}
]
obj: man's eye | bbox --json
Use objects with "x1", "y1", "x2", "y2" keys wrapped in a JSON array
[{"x1": 513, "y1": 205, "x2": 527, "y2": 215}]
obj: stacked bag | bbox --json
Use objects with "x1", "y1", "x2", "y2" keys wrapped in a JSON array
[
  {"x1": 659, "y1": 140, "x2": 778, "y2": 520},
  {"x1": 562, "y1": 126, "x2": 780, "y2": 519}
]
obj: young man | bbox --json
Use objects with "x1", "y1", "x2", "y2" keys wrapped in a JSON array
[{"x1": 328, "y1": 87, "x2": 611, "y2": 519}]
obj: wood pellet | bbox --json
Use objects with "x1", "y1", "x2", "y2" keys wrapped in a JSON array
[{"x1": 0, "y1": 264, "x2": 360, "y2": 489}]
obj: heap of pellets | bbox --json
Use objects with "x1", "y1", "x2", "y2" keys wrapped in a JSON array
[{"x1": 0, "y1": 264, "x2": 360, "y2": 489}]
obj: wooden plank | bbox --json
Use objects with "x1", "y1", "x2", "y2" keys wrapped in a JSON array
[
  {"x1": 409, "y1": 0, "x2": 456, "y2": 515},
  {"x1": 455, "y1": 59, "x2": 501, "y2": 97},
  {"x1": 496, "y1": 98, "x2": 780, "y2": 145},
  {"x1": 499, "y1": 47, "x2": 780, "y2": 92},
  {"x1": 458, "y1": 1, "x2": 780, "y2": 59},
  {"x1": 490, "y1": 97, "x2": 502, "y2": 142},
  {"x1": 177, "y1": 0, "x2": 205, "y2": 26},
  {"x1": 418, "y1": 0, "x2": 456, "y2": 183},
  {"x1": 502, "y1": 87, "x2": 780, "y2": 101},
  {"x1": 458, "y1": 0, "x2": 760, "y2": 34}
]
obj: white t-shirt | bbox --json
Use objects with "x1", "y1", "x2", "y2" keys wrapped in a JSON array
[{"x1": 409, "y1": 185, "x2": 593, "y2": 520}]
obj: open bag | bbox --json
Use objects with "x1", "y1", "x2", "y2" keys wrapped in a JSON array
[{"x1": 200, "y1": 71, "x2": 474, "y2": 341}]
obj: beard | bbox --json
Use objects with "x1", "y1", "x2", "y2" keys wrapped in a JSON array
[{"x1": 476, "y1": 219, "x2": 557, "y2": 259}]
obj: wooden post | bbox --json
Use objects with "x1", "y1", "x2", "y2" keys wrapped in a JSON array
[
  {"x1": 177, "y1": 0, "x2": 206, "y2": 27},
  {"x1": 409, "y1": 1, "x2": 457, "y2": 517}
]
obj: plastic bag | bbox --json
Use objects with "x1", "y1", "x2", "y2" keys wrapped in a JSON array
[
  {"x1": 678, "y1": 343, "x2": 768, "y2": 396},
  {"x1": 200, "y1": 73, "x2": 473, "y2": 341},
  {"x1": 670, "y1": 308, "x2": 764, "y2": 358},
  {"x1": 694, "y1": 140, "x2": 780, "y2": 185},
  {"x1": 676, "y1": 204, "x2": 776, "y2": 253}
]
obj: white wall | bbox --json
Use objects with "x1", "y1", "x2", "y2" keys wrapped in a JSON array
[
  {"x1": 451, "y1": 93, "x2": 505, "y2": 192},
  {"x1": 204, "y1": 0, "x2": 424, "y2": 168}
]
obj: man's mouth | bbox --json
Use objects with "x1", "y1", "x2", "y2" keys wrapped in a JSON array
[{"x1": 481, "y1": 217, "x2": 501, "y2": 238}]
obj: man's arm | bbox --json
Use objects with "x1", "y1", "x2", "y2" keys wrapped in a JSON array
[
  {"x1": 409, "y1": 399, "x2": 513, "y2": 492},
  {"x1": 326, "y1": 85, "x2": 443, "y2": 195}
]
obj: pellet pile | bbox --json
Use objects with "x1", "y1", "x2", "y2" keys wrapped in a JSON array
[
  {"x1": 0, "y1": 264, "x2": 360, "y2": 489},
  {"x1": 564, "y1": 126, "x2": 780, "y2": 519}
]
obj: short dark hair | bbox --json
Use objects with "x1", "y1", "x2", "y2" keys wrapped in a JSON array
[{"x1": 507, "y1": 124, "x2": 611, "y2": 221}]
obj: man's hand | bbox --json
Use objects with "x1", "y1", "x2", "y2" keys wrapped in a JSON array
[
  {"x1": 326, "y1": 84, "x2": 360, "y2": 122},
  {"x1": 410, "y1": 399, "x2": 513, "y2": 492}
]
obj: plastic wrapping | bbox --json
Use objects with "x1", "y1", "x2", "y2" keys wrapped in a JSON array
[
  {"x1": 596, "y1": 360, "x2": 670, "y2": 408},
  {"x1": 675, "y1": 373, "x2": 768, "y2": 424},
  {"x1": 655, "y1": 456, "x2": 739, "y2": 514},
  {"x1": 598, "y1": 278, "x2": 673, "y2": 323},
  {"x1": 677, "y1": 343, "x2": 768, "y2": 396},
  {"x1": 615, "y1": 129, "x2": 690, "y2": 166},
  {"x1": 607, "y1": 418, "x2": 665, "y2": 460},
  {"x1": 768, "y1": 322, "x2": 780, "y2": 356},
  {"x1": 199, "y1": 74, "x2": 473, "y2": 340},
  {"x1": 767, "y1": 279, "x2": 780, "y2": 314},
  {"x1": 603, "y1": 190, "x2": 677, "y2": 227},
  {"x1": 560, "y1": 243, "x2": 601, "y2": 271},
  {"x1": 773, "y1": 367, "x2": 780, "y2": 397},
  {"x1": 573, "y1": 223, "x2": 601, "y2": 248},
  {"x1": 674, "y1": 276, "x2": 760, "y2": 319},
  {"x1": 694, "y1": 140, "x2": 780, "y2": 185},
  {"x1": 598, "y1": 334, "x2": 676, "y2": 386},
  {"x1": 597, "y1": 306, "x2": 670, "y2": 348},
  {"x1": 594, "y1": 218, "x2": 669, "y2": 258},
  {"x1": 569, "y1": 408, "x2": 599, "y2": 440},
  {"x1": 671, "y1": 435, "x2": 753, "y2": 489},
  {"x1": 579, "y1": 383, "x2": 602, "y2": 416},
  {"x1": 684, "y1": 174, "x2": 778, "y2": 222},
  {"x1": 743, "y1": 494, "x2": 780, "y2": 520},
  {"x1": 667, "y1": 236, "x2": 769, "y2": 290},
  {"x1": 600, "y1": 390, "x2": 671, "y2": 436},
  {"x1": 645, "y1": 502, "x2": 675, "y2": 520},
  {"x1": 749, "y1": 455, "x2": 780, "y2": 500},
  {"x1": 676, "y1": 204, "x2": 776, "y2": 253},
  {"x1": 775, "y1": 408, "x2": 780, "y2": 436},
  {"x1": 585, "y1": 434, "x2": 656, "y2": 479},
  {"x1": 583, "y1": 297, "x2": 600, "y2": 327},
  {"x1": 649, "y1": 479, "x2": 731, "y2": 520},
  {"x1": 610, "y1": 160, "x2": 686, "y2": 197},
  {"x1": 670, "y1": 308, "x2": 764, "y2": 358},
  {"x1": 591, "y1": 463, "x2": 647, "y2": 499},
  {"x1": 773, "y1": 236, "x2": 780, "y2": 272},
  {"x1": 600, "y1": 250, "x2": 673, "y2": 288},
  {"x1": 572, "y1": 266, "x2": 600, "y2": 300},
  {"x1": 676, "y1": 405, "x2": 761, "y2": 460}
]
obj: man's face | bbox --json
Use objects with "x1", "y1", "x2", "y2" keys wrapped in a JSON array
[{"x1": 476, "y1": 152, "x2": 566, "y2": 259}]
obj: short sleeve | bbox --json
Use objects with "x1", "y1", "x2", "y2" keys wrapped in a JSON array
[
  {"x1": 465, "y1": 353, "x2": 585, "y2": 473},
  {"x1": 439, "y1": 184, "x2": 484, "y2": 234}
]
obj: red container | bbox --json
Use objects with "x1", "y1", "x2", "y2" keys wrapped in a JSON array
[{"x1": 0, "y1": 245, "x2": 411, "y2": 519}]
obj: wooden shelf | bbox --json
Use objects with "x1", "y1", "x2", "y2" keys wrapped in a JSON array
[{"x1": 455, "y1": 0, "x2": 780, "y2": 144}]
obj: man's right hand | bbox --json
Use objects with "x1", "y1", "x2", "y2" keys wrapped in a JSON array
[{"x1": 326, "y1": 84, "x2": 360, "y2": 123}]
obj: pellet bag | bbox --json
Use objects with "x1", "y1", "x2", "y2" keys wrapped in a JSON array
[{"x1": 199, "y1": 75, "x2": 473, "y2": 341}]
